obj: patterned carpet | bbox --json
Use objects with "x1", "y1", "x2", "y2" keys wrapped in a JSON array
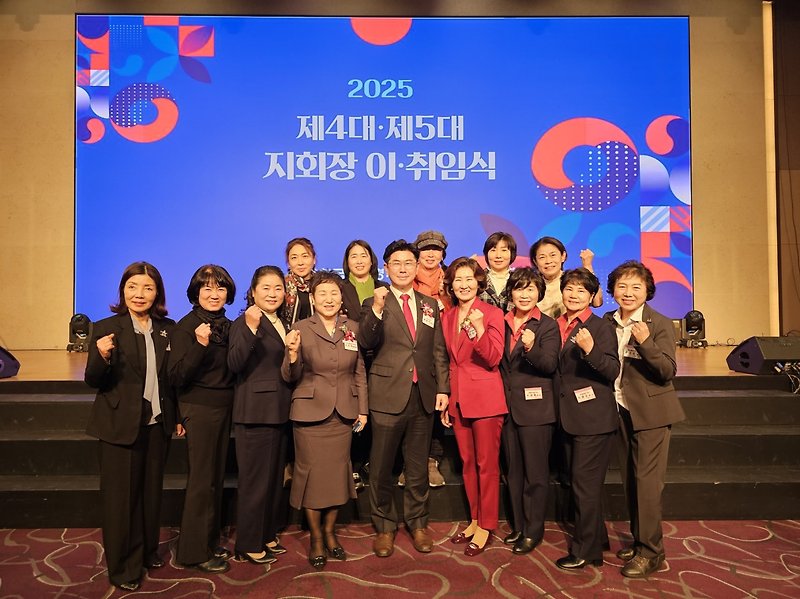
[{"x1": 1, "y1": 520, "x2": 798, "y2": 598}]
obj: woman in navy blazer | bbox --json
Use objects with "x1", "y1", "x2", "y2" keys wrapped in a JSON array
[
  {"x1": 84, "y1": 262, "x2": 182, "y2": 592},
  {"x1": 441, "y1": 257, "x2": 506, "y2": 556},
  {"x1": 553, "y1": 268, "x2": 620, "y2": 570},
  {"x1": 499, "y1": 268, "x2": 560, "y2": 555},
  {"x1": 604, "y1": 261, "x2": 685, "y2": 578},
  {"x1": 228, "y1": 265, "x2": 292, "y2": 565}
]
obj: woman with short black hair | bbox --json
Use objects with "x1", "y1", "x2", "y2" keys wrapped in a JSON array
[
  {"x1": 553, "y1": 268, "x2": 620, "y2": 571},
  {"x1": 499, "y1": 267, "x2": 560, "y2": 555},
  {"x1": 170, "y1": 264, "x2": 237, "y2": 573},
  {"x1": 282, "y1": 271, "x2": 368, "y2": 569},
  {"x1": 479, "y1": 231, "x2": 517, "y2": 312},
  {"x1": 529, "y1": 236, "x2": 603, "y2": 318}
]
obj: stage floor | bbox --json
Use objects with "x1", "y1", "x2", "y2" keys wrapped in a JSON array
[{"x1": 1, "y1": 345, "x2": 741, "y2": 382}]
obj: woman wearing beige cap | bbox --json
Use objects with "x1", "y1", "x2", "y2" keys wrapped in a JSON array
[
  {"x1": 411, "y1": 230, "x2": 450, "y2": 487},
  {"x1": 413, "y1": 230, "x2": 451, "y2": 313}
]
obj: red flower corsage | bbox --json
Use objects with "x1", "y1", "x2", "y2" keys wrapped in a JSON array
[{"x1": 459, "y1": 317, "x2": 477, "y2": 340}]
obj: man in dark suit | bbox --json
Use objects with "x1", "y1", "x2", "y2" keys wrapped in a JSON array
[
  {"x1": 359, "y1": 239, "x2": 450, "y2": 557},
  {"x1": 604, "y1": 261, "x2": 685, "y2": 578}
]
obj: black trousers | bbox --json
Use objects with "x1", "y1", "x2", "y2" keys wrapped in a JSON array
[
  {"x1": 99, "y1": 424, "x2": 170, "y2": 586},
  {"x1": 234, "y1": 422, "x2": 289, "y2": 553},
  {"x1": 618, "y1": 407, "x2": 672, "y2": 558},
  {"x1": 502, "y1": 418, "x2": 554, "y2": 541},
  {"x1": 568, "y1": 431, "x2": 615, "y2": 561},
  {"x1": 177, "y1": 402, "x2": 232, "y2": 564},
  {"x1": 369, "y1": 384, "x2": 433, "y2": 532}
]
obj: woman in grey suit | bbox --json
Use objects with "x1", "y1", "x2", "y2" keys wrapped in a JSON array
[
  {"x1": 604, "y1": 261, "x2": 685, "y2": 578},
  {"x1": 282, "y1": 271, "x2": 368, "y2": 570}
]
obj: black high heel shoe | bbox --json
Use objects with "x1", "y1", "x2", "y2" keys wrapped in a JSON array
[
  {"x1": 324, "y1": 533, "x2": 346, "y2": 561},
  {"x1": 266, "y1": 539, "x2": 287, "y2": 555},
  {"x1": 309, "y1": 537, "x2": 327, "y2": 570},
  {"x1": 234, "y1": 550, "x2": 277, "y2": 565}
]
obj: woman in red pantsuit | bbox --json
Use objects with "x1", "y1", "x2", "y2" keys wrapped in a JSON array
[{"x1": 441, "y1": 257, "x2": 507, "y2": 556}]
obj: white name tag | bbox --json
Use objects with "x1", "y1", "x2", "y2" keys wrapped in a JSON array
[
  {"x1": 575, "y1": 386, "x2": 596, "y2": 403},
  {"x1": 623, "y1": 345, "x2": 641, "y2": 359},
  {"x1": 343, "y1": 339, "x2": 358, "y2": 352},
  {"x1": 422, "y1": 314, "x2": 435, "y2": 328},
  {"x1": 524, "y1": 387, "x2": 543, "y2": 400},
  {"x1": 437, "y1": 299, "x2": 446, "y2": 312}
]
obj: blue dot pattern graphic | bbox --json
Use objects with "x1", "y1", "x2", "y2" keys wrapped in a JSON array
[
  {"x1": 538, "y1": 141, "x2": 639, "y2": 212},
  {"x1": 109, "y1": 83, "x2": 175, "y2": 127}
]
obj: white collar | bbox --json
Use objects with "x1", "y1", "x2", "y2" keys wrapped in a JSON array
[{"x1": 613, "y1": 304, "x2": 645, "y2": 327}]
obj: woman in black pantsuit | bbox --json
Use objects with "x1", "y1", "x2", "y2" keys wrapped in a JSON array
[
  {"x1": 553, "y1": 268, "x2": 620, "y2": 570},
  {"x1": 169, "y1": 265, "x2": 237, "y2": 573},
  {"x1": 228, "y1": 265, "x2": 292, "y2": 565},
  {"x1": 84, "y1": 262, "x2": 183, "y2": 592},
  {"x1": 499, "y1": 268, "x2": 560, "y2": 555}
]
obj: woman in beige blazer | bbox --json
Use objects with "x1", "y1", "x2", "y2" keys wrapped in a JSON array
[{"x1": 282, "y1": 271, "x2": 368, "y2": 570}]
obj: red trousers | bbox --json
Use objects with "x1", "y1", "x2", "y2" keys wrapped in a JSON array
[{"x1": 452, "y1": 408, "x2": 504, "y2": 530}]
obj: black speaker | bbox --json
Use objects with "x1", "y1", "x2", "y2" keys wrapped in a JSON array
[
  {"x1": 0, "y1": 346, "x2": 20, "y2": 379},
  {"x1": 726, "y1": 336, "x2": 800, "y2": 374}
]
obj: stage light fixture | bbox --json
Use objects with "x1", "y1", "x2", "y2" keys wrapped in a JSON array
[
  {"x1": 67, "y1": 314, "x2": 93, "y2": 352},
  {"x1": 679, "y1": 310, "x2": 708, "y2": 348}
]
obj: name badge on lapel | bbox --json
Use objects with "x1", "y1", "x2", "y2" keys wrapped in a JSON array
[
  {"x1": 343, "y1": 339, "x2": 358, "y2": 352},
  {"x1": 421, "y1": 303, "x2": 435, "y2": 328},
  {"x1": 575, "y1": 386, "x2": 596, "y2": 403},
  {"x1": 623, "y1": 345, "x2": 641, "y2": 359},
  {"x1": 524, "y1": 387, "x2": 543, "y2": 400}
]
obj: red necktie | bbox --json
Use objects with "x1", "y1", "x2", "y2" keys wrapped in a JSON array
[{"x1": 401, "y1": 293, "x2": 418, "y2": 382}]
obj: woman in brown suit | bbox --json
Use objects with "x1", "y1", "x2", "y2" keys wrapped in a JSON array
[
  {"x1": 604, "y1": 261, "x2": 685, "y2": 578},
  {"x1": 282, "y1": 272, "x2": 368, "y2": 570}
]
